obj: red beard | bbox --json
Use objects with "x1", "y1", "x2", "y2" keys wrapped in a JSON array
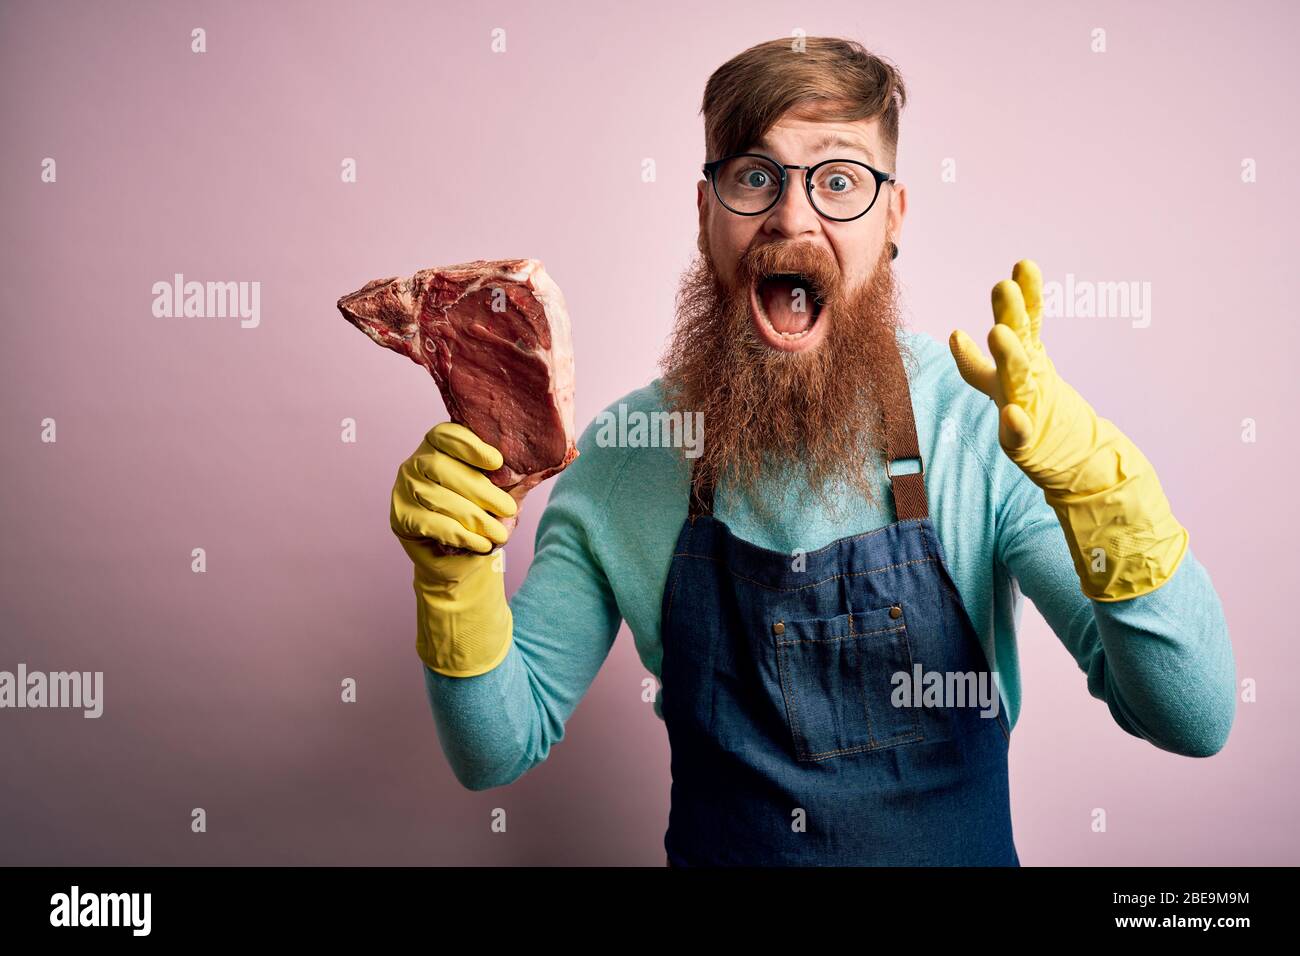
[{"x1": 659, "y1": 235, "x2": 912, "y2": 522}]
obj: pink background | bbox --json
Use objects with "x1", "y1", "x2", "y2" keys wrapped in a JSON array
[{"x1": 1, "y1": 0, "x2": 1295, "y2": 865}]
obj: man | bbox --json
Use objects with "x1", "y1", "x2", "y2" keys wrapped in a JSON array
[{"x1": 390, "y1": 37, "x2": 1236, "y2": 866}]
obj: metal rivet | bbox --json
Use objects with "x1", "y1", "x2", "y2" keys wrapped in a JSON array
[
  {"x1": 889, "y1": 605, "x2": 902, "y2": 619},
  {"x1": 773, "y1": 620, "x2": 785, "y2": 635}
]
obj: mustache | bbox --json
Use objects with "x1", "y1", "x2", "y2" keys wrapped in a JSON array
[{"x1": 736, "y1": 241, "x2": 842, "y2": 306}]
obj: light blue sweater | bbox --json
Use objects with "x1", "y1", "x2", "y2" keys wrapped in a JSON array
[{"x1": 422, "y1": 329, "x2": 1237, "y2": 790}]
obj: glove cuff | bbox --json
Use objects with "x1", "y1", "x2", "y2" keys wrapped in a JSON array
[
  {"x1": 413, "y1": 554, "x2": 514, "y2": 677},
  {"x1": 1042, "y1": 431, "x2": 1189, "y2": 602}
]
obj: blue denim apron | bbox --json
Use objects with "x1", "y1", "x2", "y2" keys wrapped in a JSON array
[{"x1": 660, "y1": 371, "x2": 1018, "y2": 867}]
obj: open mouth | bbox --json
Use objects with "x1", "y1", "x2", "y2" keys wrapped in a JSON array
[{"x1": 750, "y1": 272, "x2": 828, "y2": 351}]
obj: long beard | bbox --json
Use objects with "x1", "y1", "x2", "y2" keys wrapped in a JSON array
[{"x1": 659, "y1": 236, "x2": 912, "y2": 523}]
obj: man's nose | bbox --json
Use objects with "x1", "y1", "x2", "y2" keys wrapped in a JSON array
[{"x1": 761, "y1": 174, "x2": 821, "y2": 238}]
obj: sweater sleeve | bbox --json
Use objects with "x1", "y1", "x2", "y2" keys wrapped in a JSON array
[
  {"x1": 420, "y1": 419, "x2": 625, "y2": 790},
  {"x1": 994, "y1": 456, "x2": 1237, "y2": 757}
]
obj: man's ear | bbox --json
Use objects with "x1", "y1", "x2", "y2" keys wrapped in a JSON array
[{"x1": 887, "y1": 181, "x2": 907, "y2": 248}]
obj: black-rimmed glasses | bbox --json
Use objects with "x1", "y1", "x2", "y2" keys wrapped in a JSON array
[{"x1": 702, "y1": 152, "x2": 895, "y2": 222}]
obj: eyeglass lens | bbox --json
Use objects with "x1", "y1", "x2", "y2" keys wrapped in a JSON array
[{"x1": 712, "y1": 156, "x2": 879, "y2": 219}]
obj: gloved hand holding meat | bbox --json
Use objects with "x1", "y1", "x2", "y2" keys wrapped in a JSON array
[{"x1": 337, "y1": 258, "x2": 578, "y2": 674}]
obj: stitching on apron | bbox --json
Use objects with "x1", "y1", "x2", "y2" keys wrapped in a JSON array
[
  {"x1": 682, "y1": 517, "x2": 929, "y2": 558},
  {"x1": 666, "y1": 554, "x2": 938, "y2": 592},
  {"x1": 774, "y1": 623, "x2": 904, "y2": 646},
  {"x1": 889, "y1": 623, "x2": 926, "y2": 747},
  {"x1": 762, "y1": 518, "x2": 930, "y2": 557},
  {"x1": 800, "y1": 730, "x2": 926, "y2": 762},
  {"x1": 661, "y1": 520, "x2": 696, "y2": 631},
  {"x1": 775, "y1": 635, "x2": 806, "y2": 756}
]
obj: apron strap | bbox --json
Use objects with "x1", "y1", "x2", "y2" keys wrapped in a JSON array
[
  {"x1": 881, "y1": 360, "x2": 929, "y2": 521},
  {"x1": 688, "y1": 343, "x2": 929, "y2": 522}
]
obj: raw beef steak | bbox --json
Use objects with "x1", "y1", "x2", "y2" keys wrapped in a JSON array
[{"x1": 338, "y1": 258, "x2": 578, "y2": 550}]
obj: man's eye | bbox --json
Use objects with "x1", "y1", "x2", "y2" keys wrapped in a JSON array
[
  {"x1": 823, "y1": 170, "x2": 859, "y2": 192},
  {"x1": 740, "y1": 169, "x2": 771, "y2": 188}
]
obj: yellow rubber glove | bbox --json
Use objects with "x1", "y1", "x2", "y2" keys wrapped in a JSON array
[
  {"x1": 390, "y1": 422, "x2": 519, "y2": 676},
  {"x1": 949, "y1": 260, "x2": 1189, "y2": 601}
]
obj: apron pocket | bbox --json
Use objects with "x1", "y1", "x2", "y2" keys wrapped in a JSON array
[{"x1": 773, "y1": 604, "x2": 923, "y2": 762}]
